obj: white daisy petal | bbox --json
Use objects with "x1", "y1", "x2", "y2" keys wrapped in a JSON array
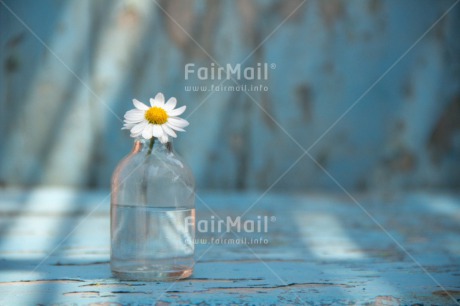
[
  {"x1": 122, "y1": 123, "x2": 135, "y2": 130},
  {"x1": 123, "y1": 118, "x2": 142, "y2": 124},
  {"x1": 131, "y1": 121, "x2": 147, "y2": 134},
  {"x1": 133, "y1": 99, "x2": 149, "y2": 110},
  {"x1": 152, "y1": 124, "x2": 163, "y2": 138},
  {"x1": 164, "y1": 97, "x2": 177, "y2": 111},
  {"x1": 168, "y1": 117, "x2": 189, "y2": 128},
  {"x1": 155, "y1": 93, "x2": 165, "y2": 103},
  {"x1": 166, "y1": 122, "x2": 185, "y2": 132},
  {"x1": 159, "y1": 134, "x2": 169, "y2": 144},
  {"x1": 142, "y1": 125, "x2": 153, "y2": 139},
  {"x1": 123, "y1": 122, "x2": 141, "y2": 128},
  {"x1": 123, "y1": 119, "x2": 139, "y2": 125},
  {"x1": 123, "y1": 118, "x2": 139, "y2": 125},
  {"x1": 150, "y1": 98, "x2": 165, "y2": 107},
  {"x1": 124, "y1": 118, "x2": 142, "y2": 124},
  {"x1": 131, "y1": 130, "x2": 142, "y2": 138},
  {"x1": 128, "y1": 108, "x2": 144, "y2": 114},
  {"x1": 162, "y1": 124, "x2": 177, "y2": 138},
  {"x1": 125, "y1": 109, "x2": 143, "y2": 115},
  {"x1": 167, "y1": 105, "x2": 186, "y2": 117},
  {"x1": 150, "y1": 124, "x2": 156, "y2": 137},
  {"x1": 124, "y1": 110, "x2": 144, "y2": 121}
]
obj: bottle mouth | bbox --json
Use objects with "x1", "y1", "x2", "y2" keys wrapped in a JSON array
[
  {"x1": 133, "y1": 138, "x2": 173, "y2": 154},
  {"x1": 134, "y1": 137, "x2": 173, "y2": 144}
]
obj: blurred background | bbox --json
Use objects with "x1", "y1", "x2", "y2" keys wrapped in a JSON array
[{"x1": 1, "y1": 0, "x2": 459, "y2": 192}]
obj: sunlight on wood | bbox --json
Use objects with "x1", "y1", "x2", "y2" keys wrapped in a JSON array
[{"x1": 296, "y1": 213, "x2": 367, "y2": 260}]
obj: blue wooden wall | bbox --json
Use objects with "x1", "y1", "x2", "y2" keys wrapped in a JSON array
[{"x1": 1, "y1": 0, "x2": 459, "y2": 191}]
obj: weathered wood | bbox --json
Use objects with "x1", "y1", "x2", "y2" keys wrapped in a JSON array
[
  {"x1": 0, "y1": 189, "x2": 459, "y2": 305},
  {"x1": 1, "y1": 1, "x2": 460, "y2": 190}
]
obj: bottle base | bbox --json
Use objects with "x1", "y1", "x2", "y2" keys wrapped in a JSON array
[{"x1": 112, "y1": 264, "x2": 193, "y2": 281}]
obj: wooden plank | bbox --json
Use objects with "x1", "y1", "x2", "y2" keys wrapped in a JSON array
[{"x1": 0, "y1": 189, "x2": 459, "y2": 304}]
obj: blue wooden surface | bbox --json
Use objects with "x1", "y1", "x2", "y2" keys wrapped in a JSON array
[{"x1": 0, "y1": 189, "x2": 459, "y2": 305}]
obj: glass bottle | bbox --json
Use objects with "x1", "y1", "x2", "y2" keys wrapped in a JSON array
[{"x1": 110, "y1": 138, "x2": 195, "y2": 281}]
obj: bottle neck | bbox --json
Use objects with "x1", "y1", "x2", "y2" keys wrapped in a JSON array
[{"x1": 132, "y1": 138, "x2": 173, "y2": 155}]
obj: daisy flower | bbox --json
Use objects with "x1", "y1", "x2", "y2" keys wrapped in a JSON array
[{"x1": 122, "y1": 93, "x2": 189, "y2": 144}]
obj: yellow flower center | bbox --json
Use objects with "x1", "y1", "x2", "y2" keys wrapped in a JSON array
[{"x1": 145, "y1": 107, "x2": 168, "y2": 125}]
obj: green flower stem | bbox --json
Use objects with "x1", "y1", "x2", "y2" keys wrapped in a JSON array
[
  {"x1": 142, "y1": 137, "x2": 155, "y2": 205},
  {"x1": 147, "y1": 137, "x2": 155, "y2": 155}
]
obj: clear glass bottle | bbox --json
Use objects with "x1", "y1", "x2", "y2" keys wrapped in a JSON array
[{"x1": 111, "y1": 138, "x2": 195, "y2": 281}]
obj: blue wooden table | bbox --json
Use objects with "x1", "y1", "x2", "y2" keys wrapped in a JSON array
[{"x1": 0, "y1": 189, "x2": 459, "y2": 305}]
